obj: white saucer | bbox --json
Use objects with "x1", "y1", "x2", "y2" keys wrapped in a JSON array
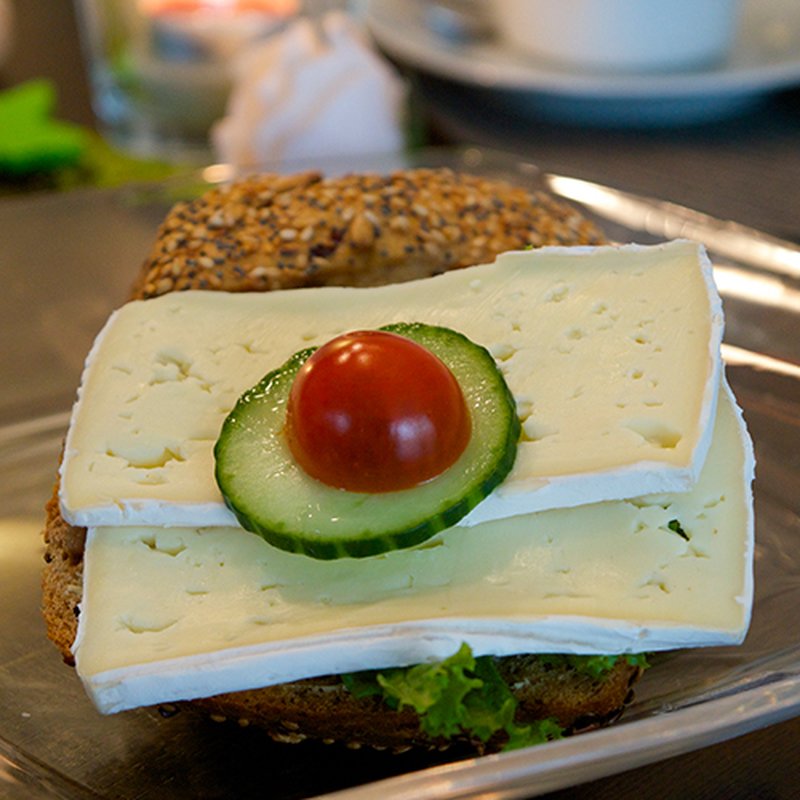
[{"x1": 367, "y1": 0, "x2": 800, "y2": 125}]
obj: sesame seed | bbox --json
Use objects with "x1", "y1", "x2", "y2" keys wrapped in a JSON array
[{"x1": 390, "y1": 216, "x2": 409, "y2": 232}]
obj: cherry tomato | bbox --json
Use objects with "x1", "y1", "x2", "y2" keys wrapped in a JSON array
[{"x1": 285, "y1": 330, "x2": 471, "y2": 493}]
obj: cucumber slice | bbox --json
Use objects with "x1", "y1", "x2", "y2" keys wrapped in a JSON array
[{"x1": 214, "y1": 323, "x2": 520, "y2": 559}]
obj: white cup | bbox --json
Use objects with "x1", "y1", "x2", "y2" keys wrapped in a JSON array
[{"x1": 492, "y1": 0, "x2": 741, "y2": 73}]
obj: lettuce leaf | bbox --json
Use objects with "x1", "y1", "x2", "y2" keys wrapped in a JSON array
[
  {"x1": 343, "y1": 643, "x2": 563, "y2": 750},
  {"x1": 343, "y1": 647, "x2": 650, "y2": 749},
  {"x1": 537, "y1": 653, "x2": 650, "y2": 679}
]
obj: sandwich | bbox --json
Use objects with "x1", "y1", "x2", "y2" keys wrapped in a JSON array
[{"x1": 43, "y1": 168, "x2": 754, "y2": 752}]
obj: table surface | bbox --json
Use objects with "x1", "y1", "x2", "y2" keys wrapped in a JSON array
[{"x1": 1, "y1": 1, "x2": 799, "y2": 798}]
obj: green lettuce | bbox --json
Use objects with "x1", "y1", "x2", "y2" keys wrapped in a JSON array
[
  {"x1": 343, "y1": 643, "x2": 563, "y2": 750},
  {"x1": 537, "y1": 652, "x2": 650, "y2": 680},
  {"x1": 343, "y1": 646, "x2": 650, "y2": 750}
]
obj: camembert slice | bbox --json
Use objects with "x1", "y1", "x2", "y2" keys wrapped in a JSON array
[{"x1": 60, "y1": 240, "x2": 723, "y2": 529}]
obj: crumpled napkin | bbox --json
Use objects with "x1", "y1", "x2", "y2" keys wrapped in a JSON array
[{"x1": 212, "y1": 11, "x2": 405, "y2": 169}]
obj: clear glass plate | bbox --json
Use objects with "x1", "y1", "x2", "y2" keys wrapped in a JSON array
[{"x1": 1, "y1": 149, "x2": 799, "y2": 799}]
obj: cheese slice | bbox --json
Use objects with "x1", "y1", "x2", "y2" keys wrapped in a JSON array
[
  {"x1": 73, "y1": 379, "x2": 753, "y2": 714},
  {"x1": 60, "y1": 241, "x2": 723, "y2": 528}
]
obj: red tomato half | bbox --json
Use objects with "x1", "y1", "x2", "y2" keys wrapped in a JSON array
[{"x1": 285, "y1": 330, "x2": 471, "y2": 493}]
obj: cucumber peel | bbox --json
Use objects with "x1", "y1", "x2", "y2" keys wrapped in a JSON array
[{"x1": 214, "y1": 322, "x2": 520, "y2": 559}]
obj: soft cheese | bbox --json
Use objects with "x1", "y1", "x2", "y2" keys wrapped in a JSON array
[
  {"x1": 73, "y1": 379, "x2": 753, "y2": 714},
  {"x1": 60, "y1": 241, "x2": 723, "y2": 529}
]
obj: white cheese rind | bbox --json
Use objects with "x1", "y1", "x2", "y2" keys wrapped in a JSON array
[
  {"x1": 60, "y1": 240, "x2": 723, "y2": 529},
  {"x1": 73, "y1": 378, "x2": 753, "y2": 714}
]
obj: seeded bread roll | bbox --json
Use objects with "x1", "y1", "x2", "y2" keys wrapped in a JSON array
[
  {"x1": 133, "y1": 168, "x2": 604, "y2": 298},
  {"x1": 43, "y1": 168, "x2": 635, "y2": 752}
]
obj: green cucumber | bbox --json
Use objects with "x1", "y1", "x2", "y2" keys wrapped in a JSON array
[{"x1": 214, "y1": 323, "x2": 520, "y2": 559}]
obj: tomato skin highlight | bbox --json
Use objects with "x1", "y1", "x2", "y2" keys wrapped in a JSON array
[{"x1": 285, "y1": 330, "x2": 471, "y2": 493}]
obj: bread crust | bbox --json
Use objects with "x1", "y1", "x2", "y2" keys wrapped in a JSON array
[{"x1": 42, "y1": 168, "x2": 634, "y2": 750}]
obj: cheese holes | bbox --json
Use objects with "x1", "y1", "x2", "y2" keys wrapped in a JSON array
[{"x1": 623, "y1": 419, "x2": 682, "y2": 450}]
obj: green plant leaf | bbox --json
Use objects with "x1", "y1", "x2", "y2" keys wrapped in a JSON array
[{"x1": 0, "y1": 80, "x2": 87, "y2": 176}]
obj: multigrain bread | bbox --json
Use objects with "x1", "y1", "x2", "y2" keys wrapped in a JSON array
[
  {"x1": 43, "y1": 168, "x2": 641, "y2": 751},
  {"x1": 132, "y1": 169, "x2": 604, "y2": 298}
]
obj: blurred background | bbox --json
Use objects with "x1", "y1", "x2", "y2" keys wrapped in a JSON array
[{"x1": 1, "y1": 0, "x2": 800, "y2": 241}]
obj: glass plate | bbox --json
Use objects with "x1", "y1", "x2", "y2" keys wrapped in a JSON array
[{"x1": 1, "y1": 149, "x2": 799, "y2": 799}]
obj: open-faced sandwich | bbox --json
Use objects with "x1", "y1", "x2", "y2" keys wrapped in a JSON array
[{"x1": 43, "y1": 168, "x2": 754, "y2": 752}]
